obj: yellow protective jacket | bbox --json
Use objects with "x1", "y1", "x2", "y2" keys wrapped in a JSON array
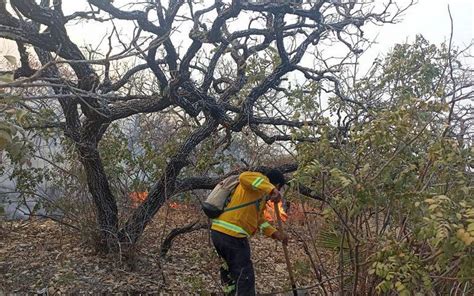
[{"x1": 211, "y1": 171, "x2": 277, "y2": 238}]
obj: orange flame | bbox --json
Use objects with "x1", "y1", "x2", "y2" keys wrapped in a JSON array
[
  {"x1": 169, "y1": 202, "x2": 180, "y2": 209},
  {"x1": 264, "y1": 200, "x2": 288, "y2": 222},
  {"x1": 129, "y1": 191, "x2": 148, "y2": 207}
]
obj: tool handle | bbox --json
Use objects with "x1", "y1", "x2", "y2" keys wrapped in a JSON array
[{"x1": 273, "y1": 200, "x2": 297, "y2": 296}]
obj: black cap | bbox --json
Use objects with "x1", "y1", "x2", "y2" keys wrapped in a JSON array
[{"x1": 265, "y1": 169, "x2": 286, "y2": 187}]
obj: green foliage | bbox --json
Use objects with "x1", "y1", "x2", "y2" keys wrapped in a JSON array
[
  {"x1": 369, "y1": 243, "x2": 432, "y2": 295},
  {"x1": 296, "y1": 99, "x2": 472, "y2": 293},
  {"x1": 382, "y1": 36, "x2": 444, "y2": 99},
  {"x1": 0, "y1": 93, "x2": 28, "y2": 154},
  {"x1": 354, "y1": 35, "x2": 459, "y2": 109},
  {"x1": 0, "y1": 77, "x2": 38, "y2": 191},
  {"x1": 293, "y1": 37, "x2": 473, "y2": 294},
  {"x1": 287, "y1": 81, "x2": 321, "y2": 121}
]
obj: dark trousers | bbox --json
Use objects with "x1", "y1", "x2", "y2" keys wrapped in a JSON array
[{"x1": 211, "y1": 230, "x2": 256, "y2": 296}]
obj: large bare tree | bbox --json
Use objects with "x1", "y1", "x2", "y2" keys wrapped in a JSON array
[{"x1": 0, "y1": 0, "x2": 411, "y2": 251}]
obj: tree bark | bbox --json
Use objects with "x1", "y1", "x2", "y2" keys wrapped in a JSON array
[{"x1": 77, "y1": 143, "x2": 119, "y2": 251}]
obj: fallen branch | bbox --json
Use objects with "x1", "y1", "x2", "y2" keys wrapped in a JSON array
[{"x1": 160, "y1": 220, "x2": 208, "y2": 258}]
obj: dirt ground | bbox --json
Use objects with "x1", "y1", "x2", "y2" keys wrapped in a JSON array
[{"x1": 1, "y1": 204, "x2": 329, "y2": 295}]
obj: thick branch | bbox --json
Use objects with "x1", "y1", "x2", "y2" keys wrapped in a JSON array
[
  {"x1": 160, "y1": 221, "x2": 207, "y2": 258},
  {"x1": 88, "y1": 0, "x2": 161, "y2": 34}
]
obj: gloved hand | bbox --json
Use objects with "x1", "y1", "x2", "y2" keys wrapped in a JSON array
[{"x1": 271, "y1": 230, "x2": 289, "y2": 245}]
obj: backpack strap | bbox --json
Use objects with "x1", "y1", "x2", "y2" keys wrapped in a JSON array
[{"x1": 223, "y1": 196, "x2": 265, "y2": 213}]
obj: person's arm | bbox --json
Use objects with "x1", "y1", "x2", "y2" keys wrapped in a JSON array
[
  {"x1": 239, "y1": 171, "x2": 275, "y2": 194},
  {"x1": 258, "y1": 206, "x2": 289, "y2": 243},
  {"x1": 258, "y1": 210, "x2": 277, "y2": 238}
]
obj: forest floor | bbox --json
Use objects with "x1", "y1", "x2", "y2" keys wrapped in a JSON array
[{"x1": 1, "y1": 203, "x2": 332, "y2": 295}]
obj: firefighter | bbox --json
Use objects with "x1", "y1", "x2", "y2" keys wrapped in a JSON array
[{"x1": 210, "y1": 169, "x2": 288, "y2": 295}]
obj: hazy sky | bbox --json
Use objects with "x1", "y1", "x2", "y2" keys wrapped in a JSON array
[
  {"x1": 386, "y1": 0, "x2": 472, "y2": 46},
  {"x1": 1, "y1": 0, "x2": 473, "y2": 67},
  {"x1": 360, "y1": 0, "x2": 473, "y2": 64}
]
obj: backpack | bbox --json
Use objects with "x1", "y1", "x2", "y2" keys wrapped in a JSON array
[{"x1": 202, "y1": 175, "x2": 263, "y2": 218}]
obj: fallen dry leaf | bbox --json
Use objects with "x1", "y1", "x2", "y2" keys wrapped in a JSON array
[{"x1": 1, "y1": 204, "x2": 331, "y2": 294}]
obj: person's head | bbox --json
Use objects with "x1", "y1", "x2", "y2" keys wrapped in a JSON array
[{"x1": 265, "y1": 169, "x2": 286, "y2": 190}]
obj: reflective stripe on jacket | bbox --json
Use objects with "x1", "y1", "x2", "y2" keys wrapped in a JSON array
[{"x1": 211, "y1": 171, "x2": 277, "y2": 238}]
